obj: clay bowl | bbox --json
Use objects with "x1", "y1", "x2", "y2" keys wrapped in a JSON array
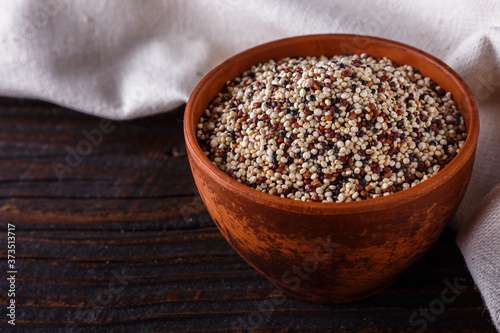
[{"x1": 184, "y1": 34, "x2": 479, "y2": 303}]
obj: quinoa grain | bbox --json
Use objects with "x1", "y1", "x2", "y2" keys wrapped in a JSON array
[{"x1": 197, "y1": 54, "x2": 466, "y2": 202}]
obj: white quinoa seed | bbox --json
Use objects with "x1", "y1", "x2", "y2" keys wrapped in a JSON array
[{"x1": 197, "y1": 55, "x2": 466, "y2": 202}]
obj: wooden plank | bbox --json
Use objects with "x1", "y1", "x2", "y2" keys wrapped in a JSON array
[{"x1": 0, "y1": 100, "x2": 495, "y2": 332}]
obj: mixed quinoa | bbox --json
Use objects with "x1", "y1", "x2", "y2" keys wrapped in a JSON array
[{"x1": 196, "y1": 54, "x2": 466, "y2": 202}]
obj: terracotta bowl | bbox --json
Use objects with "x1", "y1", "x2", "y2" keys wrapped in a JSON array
[{"x1": 184, "y1": 34, "x2": 479, "y2": 303}]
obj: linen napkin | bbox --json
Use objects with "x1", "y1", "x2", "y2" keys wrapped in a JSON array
[{"x1": 0, "y1": 0, "x2": 498, "y2": 329}]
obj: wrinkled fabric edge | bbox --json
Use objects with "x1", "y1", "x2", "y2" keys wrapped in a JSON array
[{"x1": 457, "y1": 183, "x2": 500, "y2": 331}]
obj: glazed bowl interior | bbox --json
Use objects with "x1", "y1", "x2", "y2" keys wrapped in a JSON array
[{"x1": 185, "y1": 34, "x2": 479, "y2": 213}]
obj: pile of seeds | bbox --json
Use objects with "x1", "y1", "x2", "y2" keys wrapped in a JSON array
[{"x1": 196, "y1": 54, "x2": 466, "y2": 202}]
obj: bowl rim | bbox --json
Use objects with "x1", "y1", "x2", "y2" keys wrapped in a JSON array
[{"x1": 184, "y1": 34, "x2": 479, "y2": 215}]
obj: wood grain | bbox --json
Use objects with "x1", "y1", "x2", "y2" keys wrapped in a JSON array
[{"x1": 0, "y1": 98, "x2": 495, "y2": 332}]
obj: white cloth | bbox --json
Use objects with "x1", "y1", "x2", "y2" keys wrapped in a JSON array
[
  {"x1": 0, "y1": 0, "x2": 499, "y2": 330},
  {"x1": 458, "y1": 183, "x2": 500, "y2": 330}
]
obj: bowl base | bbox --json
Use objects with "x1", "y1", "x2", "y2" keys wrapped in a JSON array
[{"x1": 271, "y1": 274, "x2": 402, "y2": 304}]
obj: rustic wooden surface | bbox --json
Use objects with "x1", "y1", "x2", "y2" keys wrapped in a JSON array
[{"x1": 0, "y1": 98, "x2": 495, "y2": 332}]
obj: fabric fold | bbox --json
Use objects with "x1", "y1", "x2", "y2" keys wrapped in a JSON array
[{"x1": 457, "y1": 183, "x2": 500, "y2": 331}]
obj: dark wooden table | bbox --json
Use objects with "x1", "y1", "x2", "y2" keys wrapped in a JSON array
[{"x1": 0, "y1": 98, "x2": 496, "y2": 332}]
